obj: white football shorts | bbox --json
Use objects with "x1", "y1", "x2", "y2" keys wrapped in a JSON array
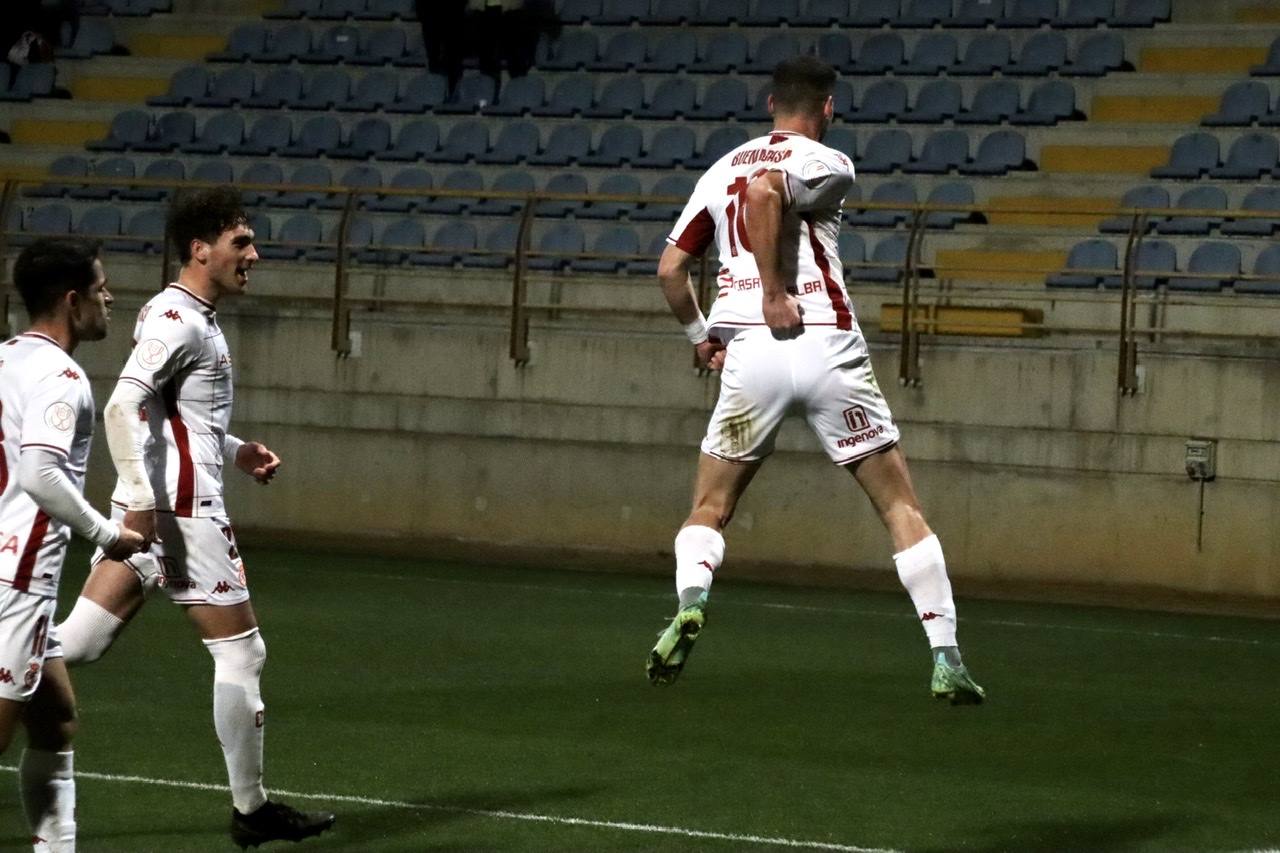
[
  {"x1": 701, "y1": 327, "x2": 900, "y2": 465},
  {"x1": 0, "y1": 587, "x2": 61, "y2": 702},
  {"x1": 93, "y1": 508, "x2": 249, "y2": 606}
]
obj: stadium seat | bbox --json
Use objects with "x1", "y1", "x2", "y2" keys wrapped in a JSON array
[
  {"x1": 75, "y1": 157, "x2": 138, "y2": 201},
  {"x1": 193, "y1": 66, "x2": 254, "y2": 108},
  {"x1": 1170, "y1": 242, "x2": 1238, "y2": 292},
  {"x1": 294, "y1": 68, "x2": 352, "y2": 110},
  {"x1": 947, "y1": 0, "x2": 1006, "y2": 27},
  {"x1": 421, "y1": 169, "x2": 483, "y2": 215},
  {"x1": 25, "y1": 156, "x2": 88, "y2": 199},
  {"x1": 625, "y1": 231, "x2": 668, "y2": 275},
  {"x1": 276, "y1": 163, "x2": 334, "y2": 209},
  {"x1": 331, "y1": 117, "x2": 392, "y2": 159},
  {"x1": 850, "y1": 80, "x2": 908, "y2": 122},
  {"x1": 898, "y1": 33, "x2": 957, "y2": 76},
  {"x1": 1156, "y1": 186, "x2": 1227, "y2": 236},
  {"x1": 392, "y1": 31, "x2": 426, "y2": 67},
  {"x1": 1208, "y1": 133, "x2": 1279, "y2": 179},
  {"x1": 228, "y1": 115, "x2": 291, "y2": 158},
  {"x1": 1047, "y1": 239, "x2": 1118, "y2": 288},
  {"x1": 694, "y1": 0, "x2": 750, "y2": 24},
  {"x1": 305, "y1": 25, "x2": 362, "y2": 63},
  {"x1": 1250, "y1": 36, "x2": 1280, "y2": 76},
  {"x1": 87, "y1": 110, "x2": 150, "y2": 152},
  {"x1": 465, "y1": 221, "x2": 520, "y2": 269},
  {"x1": 55, "y1": 18, "x2": 115, "y2": 59},
  {"x1": 191, "y1": 160, "x2": 234, "y2": 185},
  {"x1": 120, "y1": 158, "x2": 184, "y2": 202},
  {"x1": 689, "y1": 126, "x2": 750, "y2": 169},
  {"x1": 1006, "y1": 31, "x2": 1068, "y2": 76},
  {"x1": 636, "y1": 77, "x2": 698, "y2": 119},
  {"x1": 905, "y1": 130, "x2": 969, "y2": 174},
  {"x1": 742, "y1": 34, "x2": 804, "y2": 75},
  {"x1": 148, "y1": 66, "x2": 208, "y2": 107},
  {"x1": 957, "y1": 80, "x2": 1020, "y2": 125},
  {"x1": 953, "y1": 34, "x2": 1011, "y2": 76},
  {"x1": 816, "y1": 33, "x2": 855, "y2": 74},
  {"x1": 849, "y1": 180, "x2": 915, "y2": 227},
  {"x1": 856, "y1": 235, "x2": 909, "y2": 283},
  {"x1": 210, "y1": 23, "x2": 268, "y2": 62},
  {"x1": 477, "y1": 120, "x2": 541, "y2": 164},
  {"x1": 902, "y1": 80, "x2": 962, "y2": 124},
  {"x1": 838, "y1": 232, "x2": 865, "y2": 279},
  {"x1": 539, "y1": 172, "x2": 590, "y2": 218},
  {"x1": 280, "y1": 114, "x2": 342, "y2": 157},
  {"x1": 472, "y1": 170, "x2": 536, "y2": 216},
  {"x1": 690, "y1": 32, "x2": 749, "y2": 73},
  {"x1": 851, "y1": 33, "x2": 905, "y2": 75},
  {"x1": 633, "y1": 174, "x2": 695, "y2": 222},
  {"x1": 832, "y1": 80, "x2": 856, "y2": 115},
  {"x1": 583, "y1": 75, "x2": 644, "y2": 118},
  {"x1": 824, "y1": 126, "x2": 858, "y2": 162},
  {"x1": 1104, "y1": 239, "x2": 1175, "y2": 289},
  {"x1": 355, "y1": 0, "x2": 413, "y2": 18},
  {"x1": 528, "y1": 122, "x2": 592, "y2": 166},
  {"x1": 76, "y1": 205, "x2": 123, "y2": 249},
  {"x1": 349, "y1": 27, "x2": 406, "y2": 65},
  {"x1": 580, "y1": 124, "x2": 644, "y2": 167},
  {"x1": 379, "y1": 118, "x2": 438, "y2": 162},
  {"x1": 894, "y1": 0, "x2": 952, "y2": 27},
  {"x1": 638, "y1": 30, "x2": 697, "y2": 72},
  {"x1": 1221, "y1": 187, "x2": 1280, "y2": 237},
  {"x1": 243, "y1": 67, "x2": 304, "y2": 109},
  {"x1": 559, "y1": 0, "x2": 603, "y2": 22},
  {"x1": 259, "y1": 24, "x2": 313, "y2": 63},
  {"x1": 486, "y1": 74, "x2": 546, "y2": 116},
  {"x1": 181, "y1": 111, "x2": 244, "y2": 154},
  {"x1": 796, "y1": 0, "x2": 852, "y2": 26},
  {"x1": 0, "y1": 63, "x2": 56, "y2": 102},
  {"x1": 387, "y1": 71, "x2": 448, "y2": 113},
  {"x1": 743, "y1": 0, "x2": 799, "y2": 26},
  {"x1": 365, "y1": 167, "x2": 432, "y2": 212},
  {"x1": 580, "y1": 173, "x2": 643, "y2": 220},
  {"x1": 264, "y1": 0, "x2": 317, "y2": 19},
  {"x1": 925, "y1": 181, "x2": 977, "y2": 229},
  {"x1": 1010, "y1": 80, "x2": 1080, "y2": 125},
  {"x1": 590, "y1": 30, "x2": 647, "y2": 72},
  {"x1": 533, "y1": 73, "x2": 594, "y2": 117},
  {"x1": 259, "y1": 213, "x2": 323, "y2": 261},
  {"x1": 959, "y1": 129, "x2": 1029, "y2": 175},
  {"x1": 1202, "y1": 82, "x2": 1270, "y2": 127},
  {"x1": 310, "y1": 217, "x2": 376, "y2": 263},
  {"x1": 1054, "y1": 0, "x2": 1113, "y2": 27},
  {"x1": 849, "y1": 0, "x2": 901, "y2": 25},
  {"x1": 24, "y1": 204, "x2": 73, "y2": 237},
  {"x1": 598, "y1": 0, "x2": 652, "y2": 24},
  {"x1": 633, "y1": 126, "x2": 697, "y2": 169},
  {"x1": 1236, "y1": 244, "x2": 1280, "y2": 294},
  {"x1": 859, "y1": 129, "x2": 913, "y2": 173},
  {"x1": 541, "y1": 30, "x2": 598, "y2": 71},
  {"x1": 341, "y1": 68, "x2": 400, "y2": 111},
  {"x1": 122, "y1": 208, "x2": 166, "y2": 254},
  {"x1": 1150, "y1": 132, "x2": 1219, "y2": 179},
  {"x1": 1109, "y1": 0, "x2": 1169, "y2": 27},
  {"x1": 431, "y1": 121, "x2": 489, "y2": 163},
  {"x1": 415, "y1": 221, "x2": 478, "y2": 267},
  {"x1": 133, "y1": 111, "x2": 195, "y2": 153},
  {"x1": 239, "y1": 161, "x2": 285, "y2": 206},
  {"x1": 1100, "y1": 185, "x2": 1169, "y2": 233},
  {"x1": 576, "y1": 226, "x2": 641, "y2": 273},
  {"x1": 740, "y1": 81, "x2": 773, "y2": 121},
  {"x1": 529, "y1": 222, "x2": 586, "y2": 271},
  {"x1": 690, "y1": 77, "x2": 750, "y2": 120},
  {"x1": 999, "y1": 0, "x2": 1055, "y2": 27},
  {"x1": 646, "y1": 0, "x2": 697, "y2": 22},
  {"x1": 316, "y1": 0, "x2": 366, "y2": 22},
  {"x1": 1061, "y1": 33, "x2": 1128, "y2": 76}
]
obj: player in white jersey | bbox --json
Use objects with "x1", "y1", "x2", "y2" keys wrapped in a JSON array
[
  {"x1": 646, "y1": 57, "x2": 985, "y2": 704},
  {"x1": 54, "y1": 189, "x2": 335, "y2": 847},
  {"x1": 0, "y1": 237, "x2": 146, "y2": 852}
]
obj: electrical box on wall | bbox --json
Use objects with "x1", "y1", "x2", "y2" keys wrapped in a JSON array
[{"x1": 1185, "y1": 439, "x2": 1216, "y2": 481}]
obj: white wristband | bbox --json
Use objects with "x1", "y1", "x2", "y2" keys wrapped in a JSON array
[{"x1": 683, "y1": 316, "x2": 709, "y2": 345}]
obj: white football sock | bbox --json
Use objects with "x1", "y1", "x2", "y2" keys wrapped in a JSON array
[
  {"x1": 204, "y1": 628, "x2": 268, "y2": 814},
  {"x1": 20, "y1": 749, "x2": 75, "y2": 853},
  {"x1": 57, "y1": 597, "x2": 125, "y2": 666},
  {"x1": 674, "y1": 525, "x2": 725, "y2": 605},
  {"x1": 893, "y1": 534, "x2": 958, "y2": 648}
]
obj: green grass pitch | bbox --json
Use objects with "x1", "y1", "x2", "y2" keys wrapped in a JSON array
[{"x1": 3, "y1": 543, "x2": 1277, "y2": 851}]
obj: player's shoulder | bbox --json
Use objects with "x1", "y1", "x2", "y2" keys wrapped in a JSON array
[
  {"x1": 139, "y1": 287, "x2": 212, "y2": 333},
  {"x1": 18, "y1": 338, "x2": 89, "y2": 393},
  {"x1": 796, "y1": 135, "x2": 853, "y2": 172}
]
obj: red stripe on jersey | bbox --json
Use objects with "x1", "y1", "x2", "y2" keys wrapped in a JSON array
[
  {"x1": 673, "y1": 208, "x2": 715, "y2": 256},
  {"x1": 13, "y1": 510, "x2": 51, "y2": 592},
  {"x1": 161, "y1": 382, "x2": 195, "y2": 517},
  {"x1": 803, "y1": 216, "x2": 852, "y2": 331}
]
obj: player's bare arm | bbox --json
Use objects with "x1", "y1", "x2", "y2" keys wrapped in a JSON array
[
  {"x1": 746, "y1": 171, "x2": 804, "y2": 338},
  {"x1": 658, "y1": 243, "x2": 726, "y2": 371}
]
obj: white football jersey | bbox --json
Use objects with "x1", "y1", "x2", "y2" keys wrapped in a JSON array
[
  {"x1": 668, "y1": 130, "x2": 858, "y2": 335},
  {"x1": 0, "y1": 333, "x2": 95, "y2": 596},
  {"x1": 111, "y1": 284, "x2": 234, "y2": 518}
]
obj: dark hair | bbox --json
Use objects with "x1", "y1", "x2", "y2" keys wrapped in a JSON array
[
  {"x1": 167, "y1": 186, "x2": 249, "y2": 264},
  {"x1": 771, "y1": 56, "x2": 837, "y2": 116},
  {"x1": 13, "y1": 237, "x2": 102, "y2": 320}
]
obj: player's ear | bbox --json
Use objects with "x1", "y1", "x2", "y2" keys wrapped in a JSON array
[
  {"x1": 766, "y1": 93, "x2": 775, "y2": 117},
  {"x1": 823, "y1": 95, "x2": 834, "y2": 120},
  {"x1": 190, "y1": 238, "x2": 209, "y2": 264}
]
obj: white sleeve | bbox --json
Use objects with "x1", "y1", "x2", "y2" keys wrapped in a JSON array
[
  {"x1": 103, "y1": 379, "x2": 155, "y2": 511},
  {"x1": 223, "y1": 433, "x2": 244, "y2": 465},
  {"x1": 780, "y1": 150, "x2": 855, "y2": 213},
  {"x1": 17, "y1": 448, "x2": 118, "y2": 548}
]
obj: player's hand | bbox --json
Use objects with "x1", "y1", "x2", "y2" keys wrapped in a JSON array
[
  {"x1": 123, "y1": 508, "x2": 160, "y2": 549},
  {"x1": 236, "y1": 441, "x2": 281, "y2": 485},
  {"x1": 694, "y1": 339, "x2": 726, "y2": 371},
  {"x1": 105, "y1": 523, "x2": 147, "y2": 561},
  {"x1": 763, "y1": 293, "x2": 804, "y2": 339}
]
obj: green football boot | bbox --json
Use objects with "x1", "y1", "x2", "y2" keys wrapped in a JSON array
[
  {"x1": 646, "y1": 598, "x2": 707, "y2": 686},
  {"x1": 931, "y1": 660, "x2": 986, "y2": 705}
]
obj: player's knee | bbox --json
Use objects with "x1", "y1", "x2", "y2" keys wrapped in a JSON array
[
  {"x1": 25, "y1": 704, "x2": 77, "y2": 751},
  {"x1": 206, "y1": 629, "x2": 267, "y2": 680}
]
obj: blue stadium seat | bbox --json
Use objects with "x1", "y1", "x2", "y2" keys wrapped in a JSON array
[
  {"x1": 122, "y1": 208, "x2": 166, "y2": 254},
  {"x1": 294, "y1": 68, "x2": 352, "y2": 110},
  {"x1": 857, "y1": 235, "x2": 910, "y2": 283},
  {"x1": 851, "y1": 33, "x2": 905, "y2": 75},
  {"x1": 742, "y1": 34, "x2": 804, "y2": 74},
  {"x1": 1054, "y1": 0, "x2": 1113, "y2": 27},
  {"x1": 743, "y1": 0, "x2": 800, "y2": 25},
  {"x1": 694, "y1": 0, "x2": 750, "y2": 24},
  {"x1": 591, "y1": 30, "x2": 647, "y2": 71},
  {"x1": 56, "y1": 18, "x2": 115, "y2": 58},
  {"x1": 599, "y1": 0, "x2": 652, "y2": 24},
  {"x1": 824, "y1": 126, "x2": 857, "y2": 162},
  {"x1": 120, "y1": 158, "x2": 184, "y2": 202},
  {"x1": 894, "y1": 0, "x2": 953, "y2": 27},
  {"x1": 360, "y1": 217, "x2": 424, "y2": 264},
  {"x1": 849, "y1": 79, "x2": 908, "y2": 122},
  {"x1": 838, "y1": 232, "x2": 865, "y2": 280},
  {"x1": 528, "y1": 122, "x2": 592, "y2": 166},
  {"x1": 280, "y1": 114, "x2": 342, "y2": 157},
  {"x1": 1237, "y1": 245, "x2": 1280, "y2": 294},
  {"x1": 486, "y1": 74, "x2": 546, "y2": 116},
  {"x1": 264, "y1": 0, "x2": 317, "y2": 19},
  {"x1": 1100, "y1": 185, "x2": 1169, "y2": 233},
  {"x1": 849, "y1": 180, "x2": 915, "y2": 227},
  {"x1": 1104, "y1": 240, "x2": 1175, "y2": 289},
  {"x1": 243, "y1": 67, "x2": 304, "y2": 109},
  {"x1": 898, "y1": 33, "x2": 957, "y2": 75},
  {"x1": 313, "y1": 0, "x2": 366, "y2": 21},
  {"x1": 311, "y1": 217, "x2": 376, "y2": 263},
  {"x1": 193, "y1": 66, "x2": 254, "y2": 108},
  {"x1": 1151, "y1": 132, "x2": 1219, "y2": 179},
  {"x1": 25, "y1": 156, "x2": 87, "y2": 199},
  {"x1": 1209, "y1": 133, "x2": 1278, "y2": 179},
  {"x1": 998, "y1": 0, "x2": 1055, "y2": 26},
  {"x1": 0, "y1": 63, "x2": 55, "y2": 102},
  {"x1": 365, "y1": 167, "x2": 432, "y2": 212},
  {"x1": 415, "y1": 221, "x2": 478, "y2": 267},
  {"x1": 392, "y1": 29, "x2": 426, "y2": 67},
  {"x1": 539, "y1": 172, "x2": 590, "y2": 218},
  {"x1": 529, "y1": 222, "x2": 586, "y2": 271},
  {"x1": 740, "y1": 80, "x2": 773, "y2": 121},
  {"x1": 798, "y1": 0, "x2": 852, "y2": 26},
  {"x1": 191, "y1": 160, "x2": 234, "y2": 185},
  {"x1": 584, "y1": 75, "x2": 645, "y2": 118},
  {"x1": 689, "y1": 126, "x2": 750, "y2": 169},
  {"x1": 691, "y1": 31, "x2": 749, "y2": 73},
  {"x1": 580, "y1": 124, "x2": 644, "y2": 167},
  {"x1": 625, "y1": 231, "x2": 668, "y2": 275},
  {"x1": 1203, "y1": 81, "x2": 1270, "y2": 127},
  {"x1": 859, "y1": 129, "x2": 913, "y2": 173},
  {"x1": 472, "y1": 169, "x2": 536, "y2": 216},
  {"x1": 633, "y1": 174, "x2": 695, "y2": 222},
  {"x1": 387, "y1": 71, "x2": 447, "y2": 113},
  {"x1": 421, "y1": 169, "x2": 483, "y2": 215},
  {"x1": 358, "y1": 0, "x2": 414, "y2": 18},
  {"x1": 849, "y1": 0, "x2": 901, "y2": 25},
  {"x1": 477, "y1": 120, "x2": 541, "y2": 164},
  {"x1": 148, "y1": 66, "x2": 208, "y2": 107},
  {"x1": 953, "y1": 34, "x2": 1011, "y2": 76},
  {"x1": 1221, "y1": 187, "x2": 1280, "y2": 237},
  {"x1": 181, "y1": 111, "x2": 244, "y2": 154},
  {"x1": 581, "y1": 173, "x2": 643, "y2": 220},
  {"x1": 639, "y1": 30, "x2": 697, "y2": 72},
  {"x1": 70, "y1": 157, "x2": 134, "y2": 201},
  {"x1": 76, "y1": 205, "x2": 123, "y2": 248},
  {"x1": 1061, "y1": 33, "x2": 1127, "y2": 76},
  {"x1": 1109, "y1": 0, "x2": 1169, "y2": 26},
  {"x1": 947, "y1": 0, "x2": 1007, "y2": 27},
  {"x1": 331, "y1": 117, "x2": 392, "y2": 159},
  {"x1": 305, "y1": 24, "x2": 362, "y2": 63},
  {"x1": 924, "y1": 181, "x2": 976, "y2": 229},
  {"x1": 133, "y1": 111, "x2": 195, "y2": 153},
  {"x1": 690, "y1": 77, "x2": 750, "y2": 120},
  {"x1": 902, "y1": 80, "x2": 962, "y2": 124},
  {"x1": 24, "y1": 204, "x2": 73, "y2": 237},
  {"x1": 350, "y1": 27, "x2": 405, "y2": 65},
  {"x1": 259, "y1": 213, "x2": 323, "y2": 261},
  {"x1": 633, "y1": 126, "x2": 697, "y2": 169},
  {"x1": 431, "y1": 121, "x2": 489, "y2": 163},
  {"x1": 1010, "y1": 79, "x2": 1079, "y2": 125},
  {"x1": 817, "y1": 33, "x2": 855, "y2": 74},
  {"x1": 259, "y1": 24, "x2": 313, "y2": 63},
  {"x1": 1047, "y1": 239, "x2": 1117, "y2": 288},
  {"x1": 1173, "y1": 242, "x2": 1238, "y2": 292},
  {"x1": 647, "y1": 0, "x2": 698, "y2": 23},
  {"x1": 318, "y1": 164, "x2": 382, "y2": 210},
  {"x1": 541, "y1": 30, "x2": 598, "y2": 71},
  {"x1": 576, "y1": 226, "x2": 641, "y2": 273},
  {"x1": 957, "y1": 80, "x2": 1020, "y2": 124},
  {"x1": 1006, "y1": 31, "x2": 1067, "y2": 76},
  {"x1": 382, "y1": 118, "x2": 440, "y2": 161},
  {"x1": 959, "y1": 129, "x2": 1028, "y2": 175},
  {"x1": 559, "y1": 0, "x2": 603, "y2": 22},
  {"x1": 905, "y1": 129, "x2": 969, "y2": 174},
  {"x1": 232, "y1": 114, "x2": 293, "y2": 157},
  {"x1": 465, "y1": 221, "x2": 521, "y2": 269},
  {"x1": 209, "y1": 23, "x2": 268, "y2": 62},
  {"x1": 341, "y1": 68, "x2": 399, "y2": 111},
  {"x1": 87, "y1": 110, "x2": 150, "y2": 152},
  {"x1": 1251, "y1": 36, "x2": 1280, "y2": 76},
  {"x1": 1156, "y1": 186, "x2": 1228, "y2": 236},
  {"x1": 533, "y1": 73, "x2": 594, "y2": 117},
  {"x1": 239, "y1": 161, "x2": 285, "y2": 206},
  {"x1": 833, "y1": 79, "x2": 856, "y2": 114},
  {"x1": 636, "y1": 77, "x2": 698, "y2": 120}
]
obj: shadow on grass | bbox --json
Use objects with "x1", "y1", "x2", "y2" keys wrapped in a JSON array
[{"x1": 922, "y1": 813, "x2": 1188, "y2": 853}]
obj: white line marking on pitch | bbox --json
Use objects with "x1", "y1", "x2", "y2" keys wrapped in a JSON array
[
  {"x1": 0, "y1": 766, "x2": 895, "y2": 853},
  {"x1": 350, "y1": 569, "x2": 1276, "y2": 648}
]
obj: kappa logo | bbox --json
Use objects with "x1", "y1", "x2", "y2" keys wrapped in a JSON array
[
  {"x1": 44, "y1": 402, "x2": 75, "y2": 432},
  {"x1": 212, "y1": 580, "x2": 234, "y2": 594},
  {"x1": 161, "y1": 309, "x2": 183, "y2": 323},
  {"x1": 0, "y1": 668, "x2": 13, "y2": 685},
  {"x1": 59, "y1": 367, "x2": 80, "y2": 380}
]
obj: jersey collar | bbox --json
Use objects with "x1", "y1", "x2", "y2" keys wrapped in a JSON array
[
  {"x1": 18, "y1": 332, "x2": 60, "y2": 346},
  {"x1": 166, "y1": 283, "x2": 217, "y2": 311}
]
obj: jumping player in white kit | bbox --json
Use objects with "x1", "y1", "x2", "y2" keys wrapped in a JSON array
[
  {"x1": 0, "y1": 237, "x2": 146, "y2": 852},
  {"x1": 54, "y1": 189, "x2": 335, "y2": 847},
  {"x1": 646, "y1": 57, "x2": 985, "y2": 704}
]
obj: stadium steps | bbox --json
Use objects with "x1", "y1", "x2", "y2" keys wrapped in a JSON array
[
  {"x1": 9, "y1": 120, "x2": 112, "y2": 148},
  {"x1": 1141, "y1": 46, "x2": 1269, "y2": 74},
  {"x1": 1236, "y1": 5, "x2": 1280, "y2": 23},
  {"x1": 985, "y1": 196, "x2": 1117, "y2": 228},
  {"x1": 933, "y1": 248, "x2": 1069, "y2": 283},
  {"x1": 1090, "y1": 95, "x2": 1220, "y2": 123},
  {"x1": 1040, "y1": 144, "x2": 1170, "y2": 173}
]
